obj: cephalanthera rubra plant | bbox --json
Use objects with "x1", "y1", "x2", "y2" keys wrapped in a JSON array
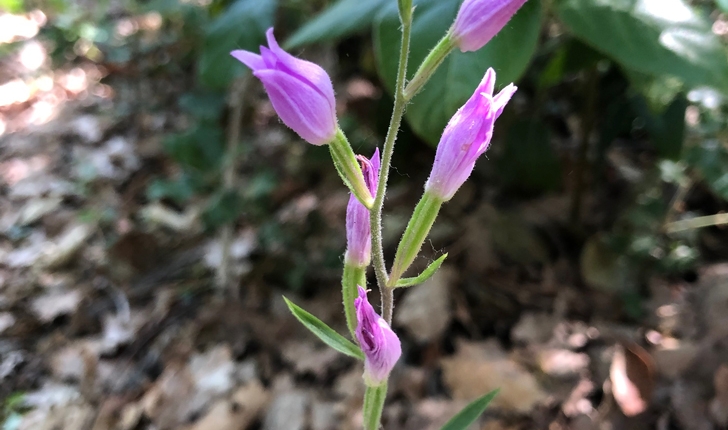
[{"x1": 231, "y1": 0, "x2": 525, "y2": 428}]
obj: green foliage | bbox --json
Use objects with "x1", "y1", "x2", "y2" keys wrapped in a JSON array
[
  {"x1": 285, "y1": 0, "x2": 388, "y2": 48},
  {"x1": 686, "y1": 140, "x2": 728, "y2": 200},
  {"x1": 499, "y1": 118, "x2": 561, "y2": 193},
  {"x1": 0, "y1": 0, "x2": 23, "y2": 13},
  {"x1": 374, "y1": 0, "x2": 542, "y2": 144},
  {"x1": 440, "y1": 389, "x2": 500, "y2": 430},
  {"x1": 718, "y1": 0, "x2": 728, "y2": 13},
  {"x1": 203, "y1": 190, "x2": 244, "y2": 229},
  {"x1": 632, "y1": 93, "x2": 688, "y2": 160},
  {"x1": 163, "y1": 124, "x2": 225, "y2": 173},
  {"x1": 395, "y1": 253, "x2": 448, "y2": 287},
  {"x1": 199, "y1": 0, "x2": 277, "y2": 89},
  {"x1": 283, "y1": 297, "x2": 365, "y2": 360},
  {"x1": 556, "y1": 0, "x2": 728, "y2": 92},
  {"x1": 2, "y1": 392, "x2": 25, "y2": 430}
]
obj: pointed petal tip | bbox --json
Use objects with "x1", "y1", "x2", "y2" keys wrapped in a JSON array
[
  {"x1": 230, "y1": 50, "x2": 264, "y2": 70},
  {"x1": 478, "y1": 68, "x2": 496, "y2": 95},
  {"x1": 265, "y1": 27, "x2": 281, "y2": 52}
]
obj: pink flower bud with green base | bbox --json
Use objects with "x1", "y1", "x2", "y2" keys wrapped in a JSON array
[
  {"x1": 355, "y1": 286, "x2": 401, "y2": 386},
  {"x1": 390, "y1": 68, "x2": 515, "y2": 284},
  {"x1": 345, "y1": 149, "x2": 380, "y2": 267},
  {"x1": 230, "y1": 28, "x2": 337, "y2": 145},
  {"x1": 425, "y1": 68, "x2": 516, "y2": 201},
  {"x1": 451, "y1": 0, "x2": 529, "y2": 52}
]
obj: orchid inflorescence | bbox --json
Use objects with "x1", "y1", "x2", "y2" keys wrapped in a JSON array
[{"x1": 231, "y1": 0, "x2": 526, "y2": 428}]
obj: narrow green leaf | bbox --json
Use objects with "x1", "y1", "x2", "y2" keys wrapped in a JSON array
[
  {"x1": 285, "y1": 0, "x2": 389, "y2": 48},
  {"x1": 440, "y1": 389, "x2": 500, "y2": 430},
  {"x1": 283, "y1": 296, "x2": 364, "y2": 360},
  {"x1": 395, "y1": 253, "x2": 447, "y2": 288}
]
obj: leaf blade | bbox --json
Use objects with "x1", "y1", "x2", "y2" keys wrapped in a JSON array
[
  {"x1": 285, "y1": 0, "x2": 389, "y2": 48},
  {"x1": 440, "y1": 389, "x2": 500, "y2": 430},
  {"x1": 395, "y1": 253, "x2": 447, "y2": 288},
  {"x1": 283, "y1": 296, "x2": 364, "y2": 360},
  {"x1": 556, "y1": 0, "x2": 728, "y2": 93}
]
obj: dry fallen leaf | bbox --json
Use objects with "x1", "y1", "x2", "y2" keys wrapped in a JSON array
[
  {"x1": 30, "y1": 288, "x2": 82, "y2": 323},
  {"x1": 609, "y1": 342, "x2": 655, "y2": 416},
  {"x1": 440, "y1": 339, "x2": 547, "y2": 414},
  {"x1": 185, "y1": 380, "x2": 269, "y2": 430},
  {"x1": 709, "y1": 364, "x2": 728, "y2": 426},
  {"x1": 511, "y1": 312, "x2": 557, "y2": 345}
]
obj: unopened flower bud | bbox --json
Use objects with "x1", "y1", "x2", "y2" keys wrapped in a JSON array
[
  {"x1": 345, "y1": 149, "x2": 380, "y2": 267},
  {"x1": 231, "y1": 28, "x2": 337, "y2": 145},
  {"x1": 451, "y1": 0, "x2": 529, "y2": 52},
  {"x1": 355, "y1": 286, "x2": 401, "y2": 386},
  {"x1": 425, "y1": 68, "x2": 516, "y2": 201}
]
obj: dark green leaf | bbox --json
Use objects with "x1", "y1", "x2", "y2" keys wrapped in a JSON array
[
  {"x1": 440, "y1": 389, "x2": 500, "y2": 430},
  {"x1": 147, "y1": 176, "x2": 197, "y2": 203},
  {"x1": 199, "y1": 0, "x2": 277, "y2": 89},
  {"x1": 395, "y1": 253, "x2": 447, "y2": 287},
  {"x1": 163, "y1": 124, "x2": 225, "y2": 173},
  {"x1": 374, "y1": 0, "x2": 542, "y2": 145},
  {"x1": 556, "y1": 0, "x2": 728, "y2": 93},
  {"x1": 538, "y1": 39, "x2": 605, "y2": 89},
  {"x1": 499, "y1": 118, "x2": 561, "y2": 193},
  {"x1": 283, "y1": 297, "x2": 364, "y2": 360},
  {"x1": 685, "y1": 141, "x2": 728, "y2": 200},
  {"x1": 632, "y1": 93, "x2": 687, "y2": 160},
  {"x1": 285, "y1": 0, "x2": 389, "y2": 48},
  {"x1": 179, "y1": 92, "x2": 226, "y2": 121},
  {"x1": 202, "y1": 190, "x2": 244, "y2": 229}
]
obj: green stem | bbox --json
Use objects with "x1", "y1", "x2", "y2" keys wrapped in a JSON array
[
  {"x1": 330, "y1": 128, "x2": 374, "y2": 208},
  {"x1": 342, "y1": 263, "x2": 366, "y2": 339},
  {"x1": 363, "y1": 383, "x2": 388, "y2": 430},
  {"x1": 370, "y1": 7, "x2": 413, "y2": 324},
  {"x1": 389, "y1": 191, "x2": 443, "y2": 286},
  {"x1": 403, "y1": 32, "x2": 456, "y2": 102}
]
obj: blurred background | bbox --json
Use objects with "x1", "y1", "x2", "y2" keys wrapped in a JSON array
[{"x1": 1, "y1": 0, "x2": 728, "y2": 428}]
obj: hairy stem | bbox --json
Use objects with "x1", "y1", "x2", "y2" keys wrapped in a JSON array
[
  {"x1": 370, "y1": 7, "x2": 413, "y2": 324},
  {"x1": 362, "y1": 383, "x2": 388, "y2": 430},
  {"x1": 403, "y1": 32, "x2": 455, "y2": 102}
]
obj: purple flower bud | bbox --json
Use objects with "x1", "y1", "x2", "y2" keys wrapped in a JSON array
[
  {"x1": 451, "y1": 0, "x2": 529, "y2": 52},
  {"x1": 425, "y1": 68, "x2": 516, "y2": 201},
  {"x1": 345, "y1": 149, "x2": 380, "y2": 267},
  {"x1": 231, "y1": 28, "x2": 337, "y2": 145},
  {"x1": 355, "y1": 286, "x2": 401, "y2": 386}
]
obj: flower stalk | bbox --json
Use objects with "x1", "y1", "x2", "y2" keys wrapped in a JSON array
[
  {"x1": 370, "y1": 1, "x2": 413, "y2": 325},
  {"x1": 363, "y1": 384, "x2": 388, "y2": 430},
  {"x1": 403, "y1": 32, "x2": 456, "y2": 102}
]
